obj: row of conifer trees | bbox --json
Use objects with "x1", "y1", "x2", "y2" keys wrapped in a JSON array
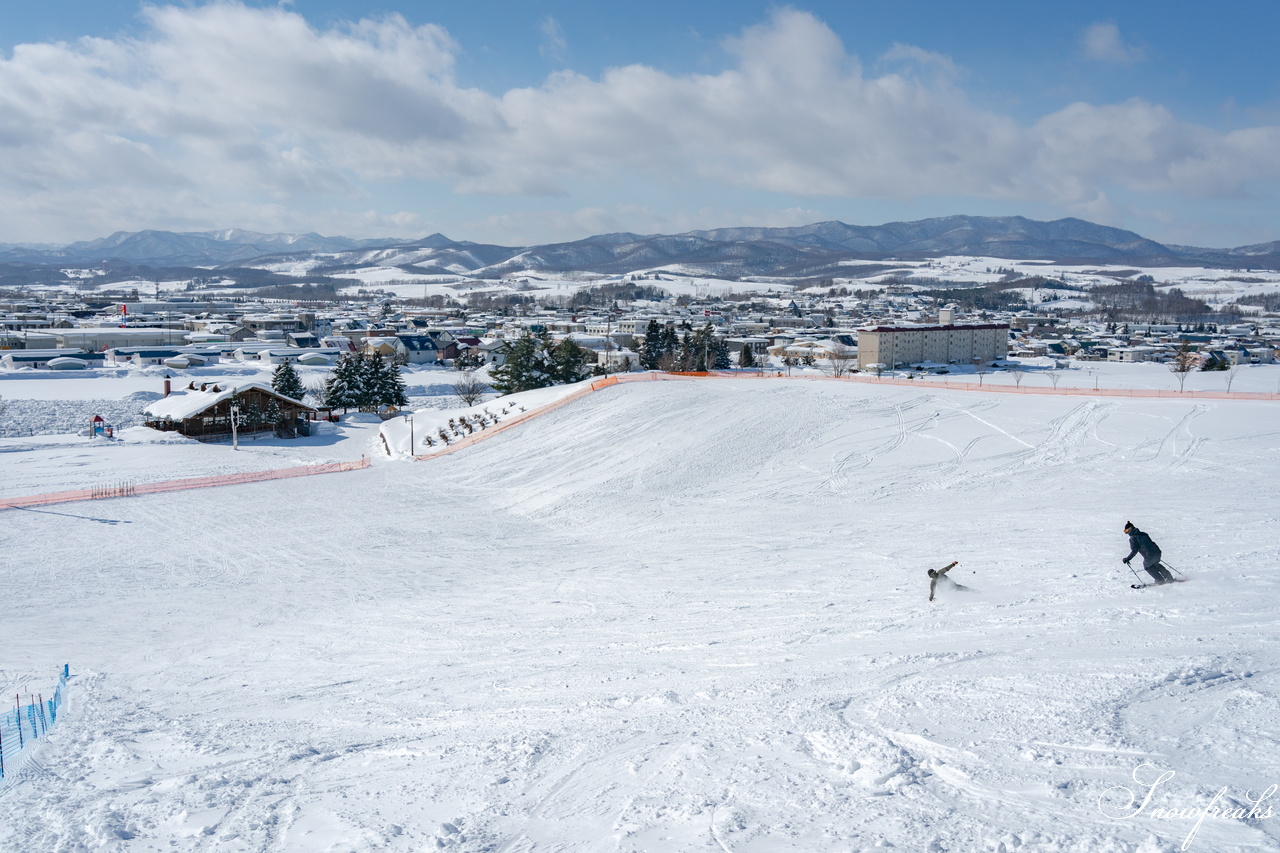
[
  {"x1": 283, "y1": 353, "x2": 411, "y2": 411},
  {"x1": 268, "y1": 322, "x2": 765, "y2": 409}
]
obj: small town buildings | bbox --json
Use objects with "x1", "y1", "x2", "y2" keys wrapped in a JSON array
[
  {"x1": 1107, "y1": 346, "x2": 1163, "y2": 363},
  {"x1": 2, "y1": 349, "x2": 107, "y2": 370},
  {"x1": 286, "y1": 331, "x2": 320, "y2": 348},
  {"x1": 363, "y1": 334, "x2": 443, "y2": 364},
  {"x1": 724, "y1": 337, "x2": 771, "y2": 358},
  {"x1": 476, "y1": 339, "x2": 509, "y2": 366},
  {"x1": 598, "y1": 348, "x2": 639, "y2": 372},
  {"x1": 106, "y1": 347, "x2": 222, "y2": 366},
  {"x1": 47, "y1": 355, "x2": 93, "y2": 370},
  {"x1": 55, "y1": 327, "x2": 177, "y2": 351}
]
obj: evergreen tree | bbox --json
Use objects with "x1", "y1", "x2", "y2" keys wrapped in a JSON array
[
  {"x1": 271, "y1": 360, "x2": 306, "y2": 401},
  {"x1": 639, "y1": 320, "x2": 663, "y2": 370},
  {"x1": 243, "y1": 397, "x2": 264, "y2": 428},
  {"x1": 322, "y1": 353, "x2": 362, "y2": 411},
  {"x1": 490, "y1": 335, "x2": 553, "y2": 395},
  {"x1": 690, "y1": 323, "x2": 719, "y2": 371},
  {"x1": 738, "y1": 343, "x2": 756, "y2": 368},
  {"x1": 368, "y1": 354, "x2": 408, "y2": 407},
  {"x1": 712, "y1": 336, "x2": 731, "y2": 369},
  {"x1": 658, "y1": 325, "x2": 680, "y2": 368},
  {"x1": 353, "y1": 352, "x2": 380, "y2": 410},
  {"x1": 549, "y1": 338, "x2": 592, "y2": 384},
  {"x1": 678, "y1": 331, "x2": 694, "y2": 371},
  {"x1": 358, "y1": 353, "x2": 408, "y2": 408},
  {"x1": 387, "y1": 359, "x2": 409, "y2": 407},
  {"x1": 453, "y1": 348, "x2": 484, "y2": 370}
]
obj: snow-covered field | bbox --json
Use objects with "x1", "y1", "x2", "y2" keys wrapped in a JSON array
[
  {"x1": 1, "y1": 374, "x2": 1279, "y2": 852},
  {"x1": 849, "y1": 255, "x2": 1280, "y2": 295},
  {"x1": 26, "y1": 251, "x2": 1280, "y2": 307}
]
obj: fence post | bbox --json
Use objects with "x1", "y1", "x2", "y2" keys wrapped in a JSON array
[{"x1": 14, "y1": 696, "x2": 21, "y2": 749}]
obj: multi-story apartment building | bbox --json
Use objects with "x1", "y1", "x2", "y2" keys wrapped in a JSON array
[{"x1": 857, "y1": 317, "x2": 1009, "y2": 369}]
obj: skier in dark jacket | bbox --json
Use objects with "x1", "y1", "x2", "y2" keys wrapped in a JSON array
[
  {"x1": 928, "y1": 561, "x2": 971, "y2": 601},
  {"x1": 1123, "y1": 521, "x2": 1174, "y2": 584}
]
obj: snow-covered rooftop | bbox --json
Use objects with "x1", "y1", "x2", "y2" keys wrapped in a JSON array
[{"x1": 143, "y1": 380, "x2": 306, "y2": 420}]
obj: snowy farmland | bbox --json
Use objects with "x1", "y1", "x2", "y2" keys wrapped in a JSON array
[{"x1": 1, "y1": 375, "x2": 1279, "y2": 852}]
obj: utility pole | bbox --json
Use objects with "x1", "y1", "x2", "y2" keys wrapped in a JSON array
[
  {"x1": 605, "y1": 313, "x2": 613, "y2": 374},
  {"x1": 230, "y1": 393, "x2": 241, "y2": 450}
]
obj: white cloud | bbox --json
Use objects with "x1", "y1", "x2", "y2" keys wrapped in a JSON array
[
  {"x1": 539, "y1": 17, "x2": 568, "y2": 64},
  {"x1": 878, "y1": 42, "x2": 962, "y2": 82},
  {"x1": 1081, "y1": 22, "x2": 1145, "y2": 64},
  {"x1": 0, "y1": 4, "x2": 1274, "y2": 243}
]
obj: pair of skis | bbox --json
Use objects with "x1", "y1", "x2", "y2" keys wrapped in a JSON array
[
  {"x1": 1126, "y1": 560, "x2": 1186, "y2": 589},
  {"x1": 1131, "y1": 578, "x2": 1188, "y2": 590}
]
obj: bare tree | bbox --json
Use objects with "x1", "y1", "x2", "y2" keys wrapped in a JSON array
[
  {"x1": 973, "y1": 358, "x2": 991, "y2": 387},
  {"x1": 454, "y1": 372, "x2": 490, "y2": 406},
  {"x1": 1009, "y1": 364, "x2": 1026, "y2": 388},
  {"x1": 823, "y1": 343, "x2": 858, "y2": 378},
  {"x1": 1169, "y1": 342, "x2": 1198, "y2": 392},
  {"x1": 1218, "y1": 363, "x2": 1239, "y2": 394},
  {"x1": 1046, "y1": 370, "x2": 1062, "y2": 390}
]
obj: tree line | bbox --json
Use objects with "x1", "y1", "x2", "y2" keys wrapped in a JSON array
[
  {"x1": 315, "y1": 352, "x2": 409, "y2": 411},
  {"x1": 637, "y1": 321, "x2": 732, "y2": 371},
  {"x1": 489, "y1": 334, "x2": 596, "y2": 394}
]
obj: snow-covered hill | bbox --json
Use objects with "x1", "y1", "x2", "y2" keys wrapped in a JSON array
[{"x1": 1, "y1": 377, "x2": 1278, "y2": 851}]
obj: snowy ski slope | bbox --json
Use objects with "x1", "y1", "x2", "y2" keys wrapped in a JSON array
[{"x1": 1, "y1": 378, "x2": 1278, "y2": 851}]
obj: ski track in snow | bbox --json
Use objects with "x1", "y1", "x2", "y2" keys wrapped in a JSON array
[{"x1": 1, "y1": 377, "x2": 1279, "y2": 852}]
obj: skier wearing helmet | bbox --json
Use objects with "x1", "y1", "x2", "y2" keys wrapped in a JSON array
[
  {"x1": 927, "y1": 561, "x2": 971, "y2": 601},
  {"x1": 1123, "y1": 521, "x2": 1174, "y2": 585}
]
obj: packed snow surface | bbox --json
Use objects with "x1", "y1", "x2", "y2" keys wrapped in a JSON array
[{"x1": 2, "y1": 377, "x2": 1279, "y2": 852}]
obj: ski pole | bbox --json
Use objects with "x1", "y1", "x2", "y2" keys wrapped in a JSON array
[
  {"x1": 1123, "y1": 560, "x2": 1143, "y2": 584},
  {"x1": 1161, "y1": 561, "x2": 1183, "y2": 578}
]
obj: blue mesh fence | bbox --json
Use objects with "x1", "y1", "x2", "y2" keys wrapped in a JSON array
[{"x1": 0, "y1": 665, "x2": 69, "y2": 782}]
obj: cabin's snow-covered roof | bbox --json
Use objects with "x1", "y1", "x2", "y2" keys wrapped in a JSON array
[{"x1": 143, "y1": 380, "x2": 309, "y2": 421}]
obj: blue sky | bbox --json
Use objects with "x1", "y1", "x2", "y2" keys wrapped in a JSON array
[{"x1": 1, "y1": 1, "x2": 1277, "y2": 247}]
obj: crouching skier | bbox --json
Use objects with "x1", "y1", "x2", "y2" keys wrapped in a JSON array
[
  {"x1": 1123, "y1": 521, "x2": 1174, "y2": 585},
  {"x1": 928, "y1": 561, "x2": 972, "y2": 602}
]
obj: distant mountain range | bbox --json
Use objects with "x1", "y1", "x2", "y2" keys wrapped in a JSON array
[
  {"x1": 2, "y1": 217, "x2": 1278, "y2": 276},
  {"x1": 0, "y1": 229, "x2": 399, "y2": 267}
]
